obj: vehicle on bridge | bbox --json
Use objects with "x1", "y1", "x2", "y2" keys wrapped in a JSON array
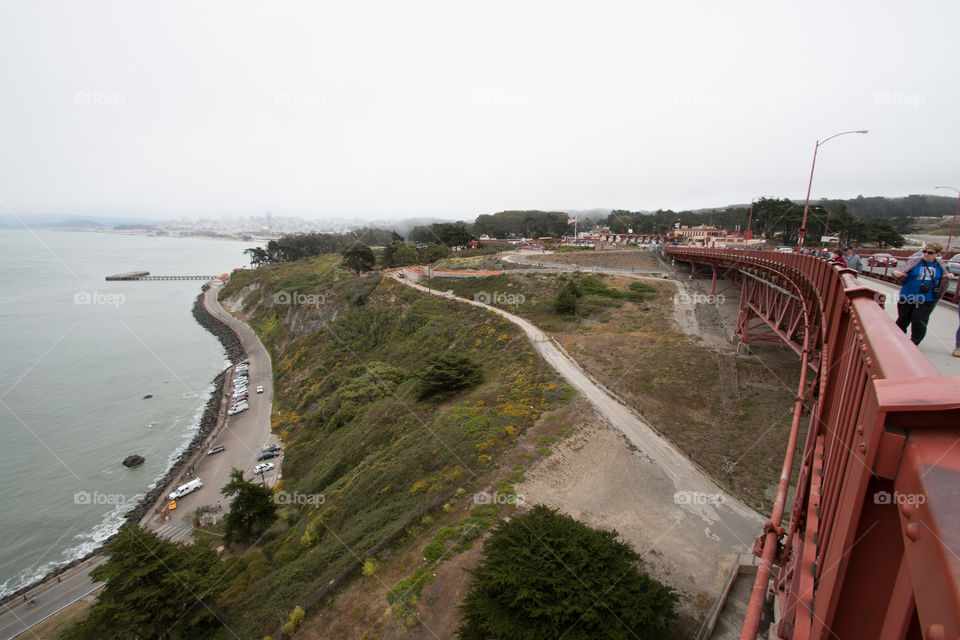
[{"x1": 865, "y1": 252, "x2": 898, "y2": 267}]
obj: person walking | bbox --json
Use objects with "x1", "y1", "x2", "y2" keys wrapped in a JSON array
[
  {"x1": 843, "y1": 246, "x2": 863, "y2": 273},
  {"x1": 892, "y1": 243, "x2": 956, "y2": 345},
  {"x1": 954, "y1": 304, "x2": 960, "y2": 357}
]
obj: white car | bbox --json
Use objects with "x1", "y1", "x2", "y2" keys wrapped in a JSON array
[
  {"x1": 168, "y1": 478, "x2": 203, "y2": 500},
  {"x1": 256, "y1": 385, "x2": 264, "y2": 394},
  {"x1": 253, "y1": 462, "x2": 275, "y2": 474}
]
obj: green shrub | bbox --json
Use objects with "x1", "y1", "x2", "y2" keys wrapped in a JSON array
[
  {"x1": 417, "y1": 354, "x2": 483, "y2": 400},
  {"x1": 457, "y1": 505, "x2": 677, "y2": 640}
]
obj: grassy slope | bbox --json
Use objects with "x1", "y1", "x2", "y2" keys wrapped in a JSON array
[
  {"x1": 212, "y1": 257, "x2": 568, "y2": 638},
  {"x1": 425, "y1": 268, "x2": 801, "y2": 508}
]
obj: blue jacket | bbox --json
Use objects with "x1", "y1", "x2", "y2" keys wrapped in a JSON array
[{"x1": 898, "y1": 257, "x2": 947, "y2": 303}]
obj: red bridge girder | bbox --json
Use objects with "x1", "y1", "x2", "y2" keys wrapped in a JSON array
[{"x1": 665, "y1": 247, "x2": 960, "y2": 640}]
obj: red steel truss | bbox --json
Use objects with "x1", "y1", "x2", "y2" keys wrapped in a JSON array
[{"x1": 666, "y1": 247, "x2": 960, "y2": 640}]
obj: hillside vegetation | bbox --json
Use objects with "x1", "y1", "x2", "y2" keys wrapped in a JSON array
[{"x1": 208, "y1": 256, "x2": 570, "y2": 638}]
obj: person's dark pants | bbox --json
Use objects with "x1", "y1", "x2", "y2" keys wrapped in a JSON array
[
  {"x1": 956, "y1": 303, "x2": 960, "y2": 349},
  {"x1": 896, "y1": 300, "x2": 937, "y2": 345}
]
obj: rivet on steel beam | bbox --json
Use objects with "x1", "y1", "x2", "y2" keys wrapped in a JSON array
[
  {"x1": 858, "y1": 443, "x2": 867, "y2": 453},
  {"x1": 901, "y1": 502, "x2": 917, "y2": 519},
  {"x1": 856, "y1": 425, "x2": 864, "y2": 435},
  {"x1": 926, "y1": 624, "x2": 945, "y2": 640},
  {"x1": 905, "y1": 522, "x2": 920, "y2": 541}
]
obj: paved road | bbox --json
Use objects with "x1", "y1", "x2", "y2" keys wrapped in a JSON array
[
  {"x1": 0, "y1": 557, "x2": 105, "y2": 640},
  {"x1": 0, "y1": 280, "x2": 276, "y2": 640},
  {"x1": 393, "y1": 273, "x2": 764, "y2": 591},
  {"x1": 142, "y1": 280, "x2": 280, "y2": 534}
]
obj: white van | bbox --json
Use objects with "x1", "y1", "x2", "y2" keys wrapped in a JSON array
[{"x1": 168, "y1": 478, "x2": 203, "y2": 500}]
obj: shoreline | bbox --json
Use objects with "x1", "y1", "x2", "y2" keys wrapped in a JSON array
[{"x1": 0, "y1": 282, "x2": 245, "y2": 605}]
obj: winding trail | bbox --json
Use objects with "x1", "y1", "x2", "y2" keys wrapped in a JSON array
[{"x1": 393, "y1": 271, "x2": 764, "y2": 593}]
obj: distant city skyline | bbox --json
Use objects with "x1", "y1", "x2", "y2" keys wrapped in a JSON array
[{"x1": 2, "y1": 2, "x2": 959, "y2": 222}]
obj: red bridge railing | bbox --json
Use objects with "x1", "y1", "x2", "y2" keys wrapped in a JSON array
[{"x1": 665, "y1": 247, "x2": 960, "y2": 640}]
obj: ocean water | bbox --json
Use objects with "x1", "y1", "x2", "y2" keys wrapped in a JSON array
[{"x1": 0, "y1": 229, "x2": 251, "y2": 596}]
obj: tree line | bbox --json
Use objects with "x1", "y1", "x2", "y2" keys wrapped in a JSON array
[
  {"x1": 606, "y1": 196, "x2": 909, "y2": 247},
  {"x1": 247, "y1": 193, "x2": 951, "y2": 266}
]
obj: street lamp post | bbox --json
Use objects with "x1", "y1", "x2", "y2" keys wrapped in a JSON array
[
  {"x1": 934, "y1": 186, "x2": 960, "y2": 254},
  {"x1": 797, "y1": 129, "x2": 869, "y2": 252}
]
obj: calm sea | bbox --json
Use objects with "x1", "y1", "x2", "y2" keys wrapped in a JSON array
[{"x1": 0, "y1": 229, "x2": 251, "y2": 596}]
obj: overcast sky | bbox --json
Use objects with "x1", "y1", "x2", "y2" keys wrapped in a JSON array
[{"x1": 1, "y1": 1, "x2": 958, "y2": 222}]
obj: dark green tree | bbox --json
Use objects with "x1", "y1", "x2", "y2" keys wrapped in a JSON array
[
  {"x1": 61, "y1": 524, "x2": 224, "y2": 640},
  {"x1": 554, "y1": 278, "x2": 582, "y2": 315},
  {"x1": 458, "y1": 505, "x2": 677, "y2": 640},
  {"x1": 221, "y1": 469, "x2": 278, "y2": 545},
  {"x1": 409, "y1": 222, "x2": 474, "y2": 246},
  {"x1": 417, "y1": 353, "x2": 483, "y2": 400},
  {"x1": 417, "y1": 242, "x2": 452, "y2": 264},
  {"x1": 380, "y1": 240, "x2": 418, "y2": 268},
  {"x1": 342, "y1": 244, "x2": 376, "y2": 275}
]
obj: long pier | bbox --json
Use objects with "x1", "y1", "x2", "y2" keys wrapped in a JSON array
[{"x1": 105, "y1": 272, "x2": 221, "y2": 281}]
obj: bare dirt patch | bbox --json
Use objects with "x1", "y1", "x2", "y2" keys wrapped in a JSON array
[
  {"x1": 557, "y1": 275, "x2": 801, "y2": 509},
  {"x1": 540, "y1": 248, "x2": 661, "y2": 270}
]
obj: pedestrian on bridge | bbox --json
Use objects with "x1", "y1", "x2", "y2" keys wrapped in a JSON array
[
  {"x1": 892, "y1": 242, "x2": 956, "y2": 345},
  {"x1": 843, "y1": 246, "x2": 863, "y2": 273}
]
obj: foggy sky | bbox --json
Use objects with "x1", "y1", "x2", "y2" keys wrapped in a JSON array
[{"x1": 2, "y1": 1, "x2": 958, "y2": 221}]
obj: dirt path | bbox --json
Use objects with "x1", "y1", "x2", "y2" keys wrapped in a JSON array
[{"x1": 393, "y1": 274, "x2": 763, "y2": 605}]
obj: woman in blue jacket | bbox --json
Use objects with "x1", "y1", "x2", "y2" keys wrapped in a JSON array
[{"x1": 891, "y1": 243, "x2": 956, "y2": 345}]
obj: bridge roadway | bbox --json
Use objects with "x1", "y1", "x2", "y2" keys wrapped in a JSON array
[{"x1": 864, "y1": 277, "x2": 959, "y2": 375}]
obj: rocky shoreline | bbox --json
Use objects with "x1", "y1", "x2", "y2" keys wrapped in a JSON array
[{"x1": 1, "y1": 282, "x2": 244, "y2": 605}]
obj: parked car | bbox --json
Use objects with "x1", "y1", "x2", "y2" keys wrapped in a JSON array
[
  {"x1": 168, "y1": 478, "x2": 203, "y2": 500},
  {"x1": 207, "y1": 444, "x2": 225, "y2": 455},
  {"x1": 774, "y1": 247, "x2": 794, "y2": 253},
  {"x1": 257, "y1": 449, "x2": 280, "y2": 461},
  {"x1": 946, "y1": 257, "x2": 960, "y2": 276},
  {"x1": 256, "y1": 385, "x2": 264, "y2": 394},
  {"x1": 866, "y1": 253, "x2": 897, "y2": 267},
  {"x1": 253, "y1": 462, "x2": 275, "y2": 474}
]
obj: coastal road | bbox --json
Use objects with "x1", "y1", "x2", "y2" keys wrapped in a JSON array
[
  {"x1": 393, "y1": 273, "x2": 764, "y2": 591},
  {"x1": 143, "y1": 280, "x2": 280, "y2": 536},
  {"x1": 0, "y1": 557, "x2": 105, "y2": 640},
  {"x1": 2, "y1": 279, "x2": 277, "y2": 639}
]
